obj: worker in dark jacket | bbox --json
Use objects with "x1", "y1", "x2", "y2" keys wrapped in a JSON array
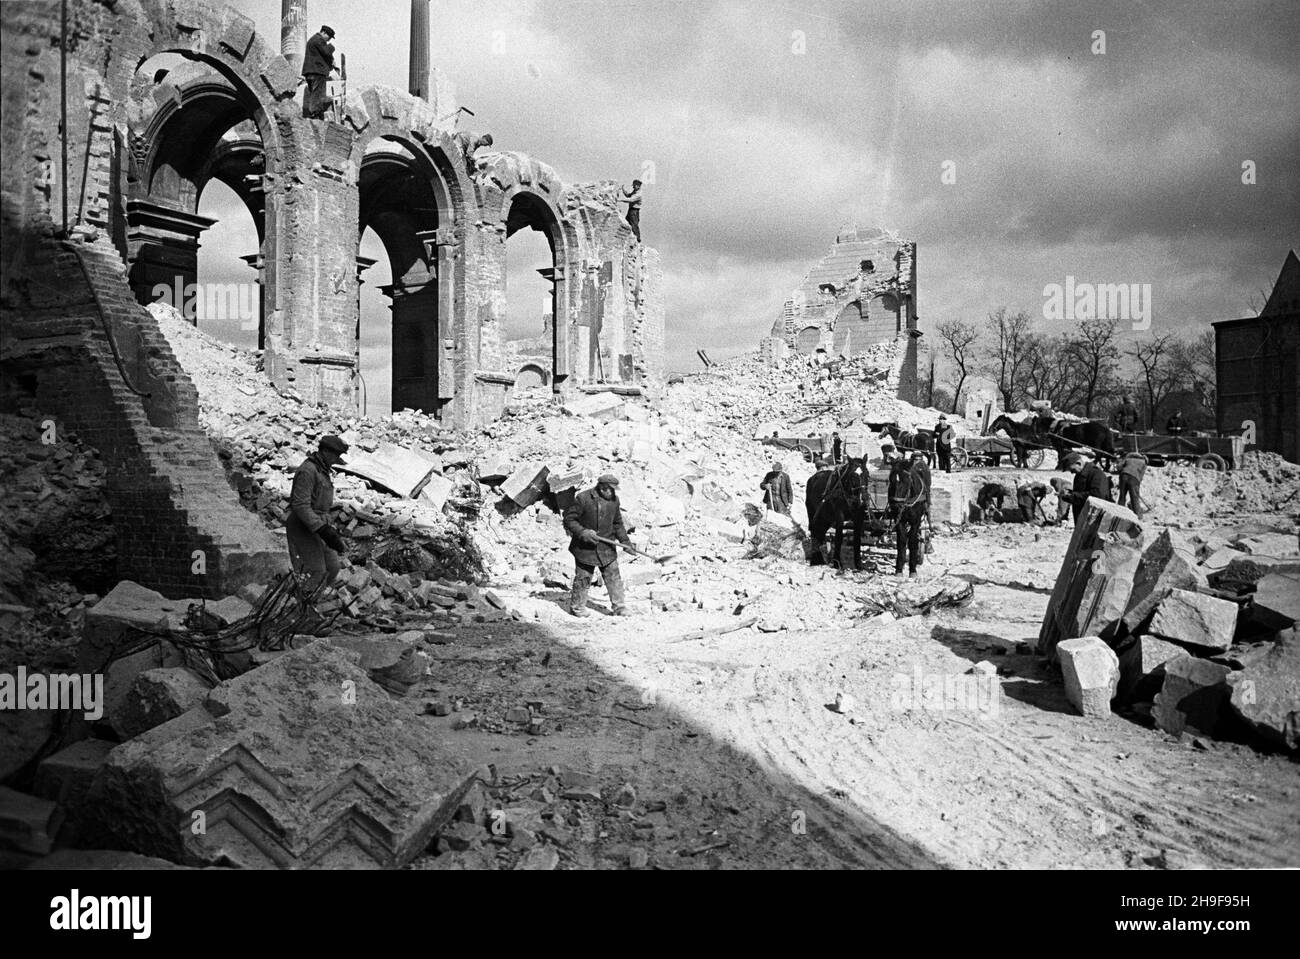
[
  {"x1": 563, "y1": 474, "x2": 633, "y2": 618},
  {"x1": 934, "y1": 414, "x2": 953, "y2": 473},
  {"x1": 1166, "y1": 410, "x2": 1186, "y2": 436},
  {"x1": 301, "y1": 25, "x2": 337, "y2": 119},
  {"x1": 1111, "y1": 394, "x2": 1140, "y2": 433},
  {"x1": 287, "y1": 434, "x2": 349, "y2": 592},
  {"x1": 1116, "y1": 450, "x2": 1148, "y2": 517},
  {"x1": 1016, "y1": 481, "x2": 1050, "y2": 524},
  {"x1": 760, "y1": 461, "x2": 793, "y2": 515},
  {"x1": 1059, "y1": 452, "x2": 1113, "y2": 522}
]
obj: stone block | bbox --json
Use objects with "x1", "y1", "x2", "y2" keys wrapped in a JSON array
[
  {"x1": 81, "y1": 643, "x2": 477, "y2": 869},
  {"x1": 564, "y1": 391, "x2": 625, "y2": 422},
  {"x1": 1211, "y1": 555, "x2": 1300, "y2": 593},
  {"x1": 206, "y1": 595, "x2": 253, "y2": 627},
  {"x1": 1250, "y1": 573, "x2": 1300, "y2": 631},
  {"x1": 1122, "y1": 529, "x2": 1201, "y2": 633},
  {"x1": 501, "y1": 463, "x2": 550, "y2": 508},
  {"x1": 1039, "y1": 498, "x2": 1143, "y2": 661},
  {"x1": 0, "y1": 786, "x2": 63, "y2": 856},
  {"x1": 417, "y1": 472, "x2": 453, "y2": 511},
  {"x1": 1058, "y1": 637, "x2": 1119, "y2": 718},
  {"x1": 1145, "y1": 588, "x2": 1239, "y2": 652},
  {"x1": 1236, "y1": 533, "x2": 1300, "y2": 558},
  {"x1": 1152, "y1": 655, "x2": 1232, "y2": 738},
  {"x1": 33, "y1": 739, "x2": 115, "y2": 831},
  {"x1": 1227, "y1": 627, "x2": 1300, "y2": 751},
  {"x1": 113, "y1": 667, "x2": 211, "y2": 741},
  {"x1": 1117, "y1": 635, "x2": 1185, "y2": 702}
]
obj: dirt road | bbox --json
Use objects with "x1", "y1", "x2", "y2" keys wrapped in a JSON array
[{"x1": 410, "y1": 522, "x2": 1300, "y2": 869}]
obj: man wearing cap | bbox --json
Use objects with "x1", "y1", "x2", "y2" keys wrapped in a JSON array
[
  {"x1": 621, "y1": 179, "x2": 643, "y2": 242},
  {"x1": 301, "y1": 25, "x2": 338, "y2": 120},
  {"x1": 934, "y1": 414, "x2": 953, "y2": 473},
  {"x1": 1016, "y1": 481, "x2": 1051, "y2": 524},
  {"x1": 563, "y1": 474, "x2": 634, "y2": 618},
  {"x1": 1111, "y1": 394, "x2": 1140, "y2": 434},
  {"x1": 760, "y1": 461, "x2": 793, "y2": 515},
  {"x1": 1059, "y1": 451, "x2": 1113, "y2": 522},
  {"x1": 287, "y1": 435, "x2": 349, "y2": 592}
]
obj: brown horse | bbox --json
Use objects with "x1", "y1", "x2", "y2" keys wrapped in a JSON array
[{"x1": 805, "y1": 458, "x2": 869, "y2": 569}]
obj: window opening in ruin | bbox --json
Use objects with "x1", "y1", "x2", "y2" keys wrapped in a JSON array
[
  {"x1": 194, "y1": 177, "x2": 261, "y2": 352},
  {"x1": 357, "y1": 226, "x2": 393, "y2": 414}
]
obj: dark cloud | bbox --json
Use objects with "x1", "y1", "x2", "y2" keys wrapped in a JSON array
[{"x1": 213, "y1": 0, "x2": 1299, "y2": 375}]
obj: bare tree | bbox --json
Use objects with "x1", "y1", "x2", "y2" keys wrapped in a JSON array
[
  {"x1": 1022, "y1": 333, "x2": 1088, "y2": 413},
  {"x1": 936, "y1": 318, "x2": 980, "y2": 414},
  {"x1": 1066, "y1": 317, "x2": 1120, "y2": 417},
  {"x1": 1168, "y1": 329, "x2": 1217, "y2": 426},
  {"x1": 985, "y1": 307, "x2": 1033, "y2": 411},
  {"x1": 1128, "y1": 333, "x2": 1180, "y2": 430}
]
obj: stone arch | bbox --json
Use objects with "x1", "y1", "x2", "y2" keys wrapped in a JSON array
[
  {"x1": 832, "y1": 300, "x2": 868, "y2": 355},
  {"x1": 514, "y1": 363, "x2": 549, "y2": 390},
  {"x1": 795, "y1": 325, "x2": 822, "y2": 353},
  {"x1": 344, "y1": 85, "x2": 475, "y2": 418},
  {"x1": 478, "y1": 152, "x2": 579, "y2": 389},
  {"x1": 861, "y1": 291, "x2": 902, "y2": 347},
  {"x1": 127, "y1": 2, "x2": 300, "y2": 174}
]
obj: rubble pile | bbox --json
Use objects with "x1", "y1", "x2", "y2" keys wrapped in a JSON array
[
  {"x1": 155, "y1": 307, "x2": 488, "y2": 614},
  {"x1": 672, "y1": 344, "x2": 962, "y2": 439},
  {"x1": 1141, "y1": 451, "x2": 1300, "y2": 525},
  {"x1": 0, "y1": 409, "x2": 115, "y2": 673},
  {"x1": 1041, "y1": 498, "x2": 1300, "y2": 751}
]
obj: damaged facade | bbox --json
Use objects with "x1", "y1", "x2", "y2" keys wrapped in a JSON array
[
  {"x1": 765, "y1": 225, "x2": 919, "y2": 404},
  {"x1": 0, "y1": 0, "x2": 663, "y2": 594},
  {"x1": 1, "y1": 0, "x2": 664, "y2": 425}
]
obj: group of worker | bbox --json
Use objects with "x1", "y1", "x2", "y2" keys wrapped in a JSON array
[{"x1": 974, "y1": 444, "x2": 1148, "y2": 528}]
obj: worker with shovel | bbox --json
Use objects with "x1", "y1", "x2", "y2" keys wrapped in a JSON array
[{"x1": 563, "y1": 473, "x2": 635, "y2": 618}]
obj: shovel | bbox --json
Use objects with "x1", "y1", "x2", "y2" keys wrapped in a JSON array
[{"x1": 593, "y1": 535, "x2": 677, "y2": 564}]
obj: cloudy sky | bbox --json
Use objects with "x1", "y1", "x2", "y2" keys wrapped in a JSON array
[{"x1": 200, "y1": 0, "x2": 1300, "y2": 410}]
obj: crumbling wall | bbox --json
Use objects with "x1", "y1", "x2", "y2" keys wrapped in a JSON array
[
  {"x1": 1, "y1": 0, "x2": 286, "y2": 597},
  {"x1": 771, "y1": 225, "x2": 917, "y2": 401}
]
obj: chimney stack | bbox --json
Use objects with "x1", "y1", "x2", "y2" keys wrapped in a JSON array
[
  {"x1": 409, "y1": 0, "x2": 431, "y2": 100},
  {"x1": 281, "y1": 0, "x2": 308, "y2": 74}
]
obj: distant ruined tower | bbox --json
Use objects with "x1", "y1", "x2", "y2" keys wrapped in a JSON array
[
  {"x1": 409, "y1": 0, "x2": 431, "y2": 100},
  {"x1": 281, "y1": 0, "x2": 307, "y2": 74}
]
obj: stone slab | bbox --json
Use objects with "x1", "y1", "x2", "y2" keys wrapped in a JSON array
[{"x1": 82, "y1": 643, "x2": 477, "y2": 869}]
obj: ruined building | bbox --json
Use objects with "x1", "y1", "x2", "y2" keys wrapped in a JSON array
[
  {"x1": 764, "y1": 225, "x2": 919, "y2": 403},
  {"x1": 0, "y1": 0, "x2": 664, "y2": 596}
]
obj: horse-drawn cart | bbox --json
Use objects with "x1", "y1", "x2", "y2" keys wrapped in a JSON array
[
  {"x1": 1114, "y1": 432, "x2": 1245, "y2": 470},
  {"x1": 952, "y1": 434, "x2": 1046, "y2": 470}
]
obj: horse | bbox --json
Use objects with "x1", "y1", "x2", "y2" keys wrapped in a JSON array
[
  {"x1": 989, "y1": 413, "x2": 1117, "y2": 469},
  {"x1": 988, "y1": 414, "x2": 1041, "y2": 468},
  {"x1": 878, "y1": 424, "x2": 936, "y2": 467},
  {"x1": 805, "y1": 457, "x2": 870, "y2": 569}
]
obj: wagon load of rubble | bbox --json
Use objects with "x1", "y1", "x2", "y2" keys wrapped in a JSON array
[{"x1": 1039, "y1": 497, "x2": 1300, "y2": 751}]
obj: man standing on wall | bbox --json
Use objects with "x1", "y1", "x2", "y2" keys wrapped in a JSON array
[
  {"x1": 563, "y1": 474, "x2": 634, "y2": 618},
  {"x1": 301, "y1": 25, "x2": 337, "y2": 120},
  {"x1": 456, "y1": 131, "x2": 494, "y2": 178},
  {"x1": 621, "y1": 179, "x2": 643, "y2": 242},
  {"x1": 288, "y1": 435, "x2": 349, "y2": 593}
]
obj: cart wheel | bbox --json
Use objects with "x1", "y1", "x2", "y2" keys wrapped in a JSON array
[
  {"x1": 1025, "y1": 448, "x2": 1046, "y2": 470},
  {"x1": 1196, "y1": 453, "x2": 1228, "y2": 472},
  {"x1": 952, "y1": 448, "x2": 969, "y2": 470}
]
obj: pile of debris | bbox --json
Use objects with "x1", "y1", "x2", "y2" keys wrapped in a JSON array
[
  {"x1": 1140, "y1": 451, "x2": 1300, "y2": 525},
  {"x1": 1040, "y1": 498, "x2": 1299, "y2": 751}
]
